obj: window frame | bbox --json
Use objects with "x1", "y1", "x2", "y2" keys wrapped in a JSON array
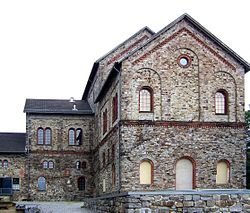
[
  {"x1": 37, "y1": 127, "x2": 52, "y2": 145},
  {"x1": 139, "y1": 159, "x2": 154, "y2": 185},
  {"x1": 112, "y1": 164, "x2": 116, "y2": 186},
  {"x1": 3, "y1": 159, "x2": 8, "y2": 169},
  {"x1": 42, "y1": 161, "x2": 48, "y2": 169},
  {"x1": 215, "y1": 89, "x2": 228, "y2": 115},
  {"x1": 45, "y1": 128, "x2": 52, "y2": 145},
  {"x1": 112, "y1": 93, "x2": 118, "y2": 123},
  {"x1": 139, "y1": 86, "x2": 153, "y2": 112},
  {"x1": 12, "y1": 178, "x2": 20, "y2": 191},
  {"x1": 37, "y1": 176, "x2": 46, "y2": 191},
  {"x1": 68, "y1": 128, "x2": 82, "y2": 146},
  {"x1": 216, "y1": 159, "x2": 230, "y2": 185},
  {"x1": 77, "y1": 176, "x2": 86, "y2": 191},
  {"x1": 103, "y1": 109, "x2": 108, "y2": 135}
]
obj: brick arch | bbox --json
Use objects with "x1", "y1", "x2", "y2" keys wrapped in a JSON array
[
  {"x1": 175, "y1": 156, "x2": 196, "y2": 190},
  {"x1": 129, "y1": 68, "x2": 162, "y2": 120}
]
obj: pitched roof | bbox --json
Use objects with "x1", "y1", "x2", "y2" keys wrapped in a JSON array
[
  {"x1": 119, "y1": 13, "x2": 250, "y2": 72},
  {"x1": 82, "y1": 27, "x2": 155, "y2": 100},
  {"x1": 0, "y1": 133, "x2": 26, "y2": 154},
  {"x1": 24, "y1": 99, "x2": 93, "y2": 115}
]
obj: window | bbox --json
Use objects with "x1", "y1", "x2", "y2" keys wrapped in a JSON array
[
  {"x1": 103, "y1": 109, "x2": 108, "y2": 134},
  {"x1": 68, "y1": 128, "x2": 82, "y2": 145},
  {"x1": 78, "y1": 176, "x2": 85, "y2": 191},
  {"x1": 37, "y1": 128, "x2": 44, "y2": 145},
  {"x1": 112, "y1": 93, "x2": 118, "y2": 123},
  {"x1": 140, "y1": 160, "x2": 153, "y2": 185},
  {"x1": 216, "y1": 160, "x2": 229, "y2": 184},
  {"x1": 37, "y1": 127, "x2": 52, "y2": 145},
  {"x1": 43, "y1": 161, "x2": 48, "y2": 169},
  {"x1": 38, "y1": 177, "x2": 46, "y2": 191},
  {"x1": 45, "y1": 128, "x2": 51, "y2": 145},
  {"x1": 112, "y1": 164, "x2": 116, "y2": 186},
  {"x1": 82, "y1": 161, "x2": 87, "y2": 169},
  {"x1": 215, "y1": 90, "x2": 228, "y2": 114},
  {"x1": 112, "y1": 144, "x2": 115, "y2": 160},
  {"x1": 13, "y1": 178, "x2": 20, "y2": 191},
  {"x1": 107, "y1": 149, "x2": 110, "y2": 163},
  {"x1": 76, "y1": 161, "x2": 81, "y2": 170},
  {"x1": 102, "y1": 152, "x2": 106, "y2": 167},
  {"x1": 139, "y1": 87, "x2": 153, "y2": 112},
  {"x1": 178, "y1": 54, "x2": 191, "y2": 68},
  {"x1": 48, "y1": 161, "x2": 54, "y2": 169},
  {"x1": 76, "y1": 128, "x2": 82, "y2": 145},
  {"x1": 3, "y1": 160, "x2": 8, "y2": 169}
]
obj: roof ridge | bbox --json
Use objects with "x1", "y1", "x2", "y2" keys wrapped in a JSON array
[{"x1": 118, "y1": 13, "x2": 250, "y2": 71}]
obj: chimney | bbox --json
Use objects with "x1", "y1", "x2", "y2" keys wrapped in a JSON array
[{"x1": 69, "y1": 97, "x2": 75, "y2": 103}]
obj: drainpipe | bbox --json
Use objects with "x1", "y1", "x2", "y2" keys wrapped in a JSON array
[{"x1": 114, "y1": 63, "x2": 122, "y2": 193}]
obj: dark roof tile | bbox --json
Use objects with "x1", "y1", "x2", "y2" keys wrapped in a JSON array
[
  {"x1": 24, "y1": 99, "x2": 93, "y2": 115},
  {"x1": 0, "y1": 133, "x2": 26, "y2": 153}
]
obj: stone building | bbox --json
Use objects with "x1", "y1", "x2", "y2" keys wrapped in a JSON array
[{"x1": 0, "y1": 14, "x2": 249, "y2": 207}]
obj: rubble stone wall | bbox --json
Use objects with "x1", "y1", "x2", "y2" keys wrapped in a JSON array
[{"x1": 83, "y1": 190, "x2": 250, "y2": 213}]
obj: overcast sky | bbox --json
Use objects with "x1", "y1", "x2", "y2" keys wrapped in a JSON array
[{"x1": 0, "y1": 0, "x2": 249, "y2": 132}]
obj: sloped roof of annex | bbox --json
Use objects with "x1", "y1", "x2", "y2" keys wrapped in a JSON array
[
  {"x1": 24, "y1": 98, "x2": 93, "y2": 115},
  {"x1": 0, "y1": 133, "x2": 26, "y2": 154}
]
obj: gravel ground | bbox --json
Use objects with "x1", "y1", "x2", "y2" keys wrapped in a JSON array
[{"x1": 16, "y1": 201, "x2": 96, "y2": 213}]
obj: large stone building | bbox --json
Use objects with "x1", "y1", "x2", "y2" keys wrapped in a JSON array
[{"x1": 0, "y1": 14, "x2": 249, "y2": 206}]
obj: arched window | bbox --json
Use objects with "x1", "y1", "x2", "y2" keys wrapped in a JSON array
[
  {"x1": 176, "y1": 158, "x2": 195, "y2": 190},
  {"x1": 78, "y1": 176, "x2": 85, "y2": 191},
  {"x1": 48, "y1": 161, "x2": 54, "y2": 169},
  {"x1": 43, "y1": 161, "x2": 48, "y2": 169},
  {"x1": 37, "y1": 128, "x2": 44, "y2": 145},
  {"x1": 45, "y1": 128, "x2": 51, "y2": 145},
  {"x1": 38, "y1": 177, "x2": 46, "y2": 191},
  {"x1": 76, "y1": 161, "x2": 81, "y2": 170},
  {"x1": 139, "y1": 87, "x2": 153, "y2": 112},
  {"x1": 76, "y1": 128, "x2": 82, "y2": 145},
  {"x1": 215, "y1": 90, "x2": 228, "y2": 114},
  {"x1": 3, "y1": 160, "x2": 8, "y2": 169},
  {"x1": 68, "y1": 128, "x2": 75, "y2": 145},
  {"x1": 140, "y1": 160, "x2": 153, "y2": 185},
  {"x1": 68, "y1": 128, "x2": 82, "y2": 145},
  {"x1": 112, "y1": 164, "x2": 116, "y2": 186},
  {"x1": 216, "y1": 160, "x2": 230, "y2": 184}
]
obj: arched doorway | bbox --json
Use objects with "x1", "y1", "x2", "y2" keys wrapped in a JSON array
[{"x1": 175, "y1": 158, "x2": 194, "y2": 190}]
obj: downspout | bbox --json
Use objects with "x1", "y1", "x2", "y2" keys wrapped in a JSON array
[{"x1": 113, "y1": 63, "x2": 122, "y2": 193}]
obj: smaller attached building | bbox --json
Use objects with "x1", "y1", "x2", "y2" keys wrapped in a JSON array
[
  {"x1": 23, "y1": 98, "x2": 94, "y2": 201},
  {"x1": 0, "y1": 133, "x2": 26, "y2": 200}
]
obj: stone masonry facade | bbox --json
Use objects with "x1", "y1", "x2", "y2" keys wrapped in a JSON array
[{"x1": 0, "y1": 13, "x2": 249, "y2": 211}]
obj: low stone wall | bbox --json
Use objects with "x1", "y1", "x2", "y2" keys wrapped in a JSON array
[{"x1": 83, "y1": 190, "x2": 250, "y2": 213}]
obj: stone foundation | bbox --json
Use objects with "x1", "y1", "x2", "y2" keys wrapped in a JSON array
[{"x1": 83, "y1": 190, "x2": 250, "y2": 213}]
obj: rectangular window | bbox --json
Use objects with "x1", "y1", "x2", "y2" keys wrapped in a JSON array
[
  {"x1": 103, "y1": 109, "x2": 108, "y2": 134},
  {"x1": 12, "y1": 178, "x2": 20, "y2": 191},
  {"x1": 112, "y1": 93, "x2": 118, "y2": 123}
]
